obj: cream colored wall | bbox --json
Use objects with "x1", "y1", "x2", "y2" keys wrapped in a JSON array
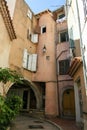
[
  {"x1": 9, "y1": 0, "x2": 37, "y2": 80},
  {"x1": 0, "y1": 14, "x2": 11, "y2": 68},
  {"x1": 67, "y1": 0, "x2": 80, "y2": 40},
  {"x1": 73, "y1": 65, "x2": 87, "y2": 118}
]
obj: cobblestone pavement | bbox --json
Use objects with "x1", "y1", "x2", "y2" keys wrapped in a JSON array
[{"x1": 10, "y1": 115, "x2": 60, "y2": 130}]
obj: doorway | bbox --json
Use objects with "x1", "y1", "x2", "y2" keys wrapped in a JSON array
[
  {"x1": 30, "y1": 88, "x2": 36, "y2": 109},
  {"x1": 23, "y1": 90, "x2": 28, "y2": 109},
  {"x1": 62, "y1": 89, "x2": 75, "y2": 117}
]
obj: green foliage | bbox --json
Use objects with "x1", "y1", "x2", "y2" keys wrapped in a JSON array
[
  {"x1": 0, "y1": 95, "x2": 22, "y2": 130},
  {"x1": 0, "y1": 68, "x2": 23, "y2": 84}
]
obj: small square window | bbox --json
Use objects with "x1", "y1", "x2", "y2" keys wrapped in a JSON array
[
  {"x1": 41, "y1": 26, "x2": 46, "y2": 34},
  {"x1": 58, "y1": 14, "x2": 65, "y2": 19}
]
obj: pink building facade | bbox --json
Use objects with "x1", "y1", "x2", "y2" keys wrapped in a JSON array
[{"x1": 1, "y1": 0, "x2": 75, "y2": 118}]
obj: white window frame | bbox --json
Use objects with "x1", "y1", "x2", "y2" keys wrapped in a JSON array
[{"x1": 41, "y1": 26, "x2": 46, "y2": 34}]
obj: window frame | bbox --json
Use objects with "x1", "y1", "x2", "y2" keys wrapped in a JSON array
[
  {"x1": 58, "y1": 59, "x2": 70, "y2": 75},
  {"x1": 59, "y1": 30, "x2": 69, "y2": 43},
  {"x1": 41, "y1": 26, "x2": 46, "y2": 34}
]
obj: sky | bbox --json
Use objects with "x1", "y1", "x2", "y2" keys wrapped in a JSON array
[{"x1": 25, "y1": 0, "x2": 66, "y2": 14}]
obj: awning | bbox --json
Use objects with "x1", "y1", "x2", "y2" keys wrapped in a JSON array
[{"x1": 67, "y1": 57, "x2": 82, "y2": 77}]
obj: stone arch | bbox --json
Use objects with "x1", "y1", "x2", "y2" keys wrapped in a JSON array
[{"x1": 6, "y1": 79, "x2": 42, "y2": 110}]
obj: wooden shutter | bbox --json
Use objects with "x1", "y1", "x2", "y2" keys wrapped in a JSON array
[
  {"x1": 23, "y1": 49, "x2": 27, "y2": 68},
  {"x1": 31, "y1": 54, "x2": 37, "y2": 72},
  {"x1": 27, "y1": 9, "x2": 32, "y2": 19},
  {"x1": 28, "y1": 54, "x2": 32, "y2": 70},
  {"x1": 31, "y1": 34, "x2": 38, "y2": 43}
]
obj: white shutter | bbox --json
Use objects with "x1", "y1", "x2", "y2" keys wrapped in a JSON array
[
  {"x1": 31, "y1": 54, "x2": 37, "y2": 72},
  {"x1": 27, "y1": 9, "x2": 32, "y2": 19},
  {"x1": 31, "y1": 34, "x2": 38, "y2": 43},
  {"x1": 28, "y1": 54, "x2": 32, "y2": 70},
  {"x1": 23, "y1": 49, "x2": 27, "y2": 68},
  {"x1": 33, "y1": 34, "x2": 38, "y2": 43}
]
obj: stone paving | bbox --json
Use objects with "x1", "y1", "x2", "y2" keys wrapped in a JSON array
[
  {"x1": 10, "y1": 115, "x2": 82, "y2": 130},
  {"x1": 10, "y1": 115, "x2": 60, "y2": 130},
  {"x1": 48, "y1": 117, "x2": 82, "y2": 130}
]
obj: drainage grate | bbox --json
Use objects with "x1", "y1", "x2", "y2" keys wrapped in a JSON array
[
  {"x1": 34, "y1": 120, "x2": 43, "y2": 123},
  {"x1": 29, "y1": 125, "x2": 44, "y2": 129}
]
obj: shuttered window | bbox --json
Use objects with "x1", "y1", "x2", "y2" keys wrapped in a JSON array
[
  {"x1": 27, "y1": 9, "x2": 32, "y2": 19},
  {"x1": 31, "y1": 34, "x2": 38, "y2": 43},
  {"x1": 28, "y1": 54, "x2": 32, "y2": 70},
  {"x1": 22, "y1": 49, "x2": 37, "y2": 72},
  {"x1": 22, "y1": 49, "x2": 27, "y2": 68},
  {"x1": 31, "y1": 54, "x2": 37, "y2": 71}
]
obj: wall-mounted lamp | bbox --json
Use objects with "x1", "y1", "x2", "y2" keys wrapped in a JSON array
[{"x1": 42, "y1": 45, "x2": 46, "y2": 53}]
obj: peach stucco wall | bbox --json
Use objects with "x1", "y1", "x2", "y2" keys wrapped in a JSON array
[
  {"x1": 32, "y1": 12, "x2": 58, "y2": 116},
  {"x1": 45, "y1": 82, "x2": 58, "y2": 116},
  {"x1": 32, "y1": 13, "x2": 57, "y2": 82},
  {"x1": 0, "y1": 13, "x2": 11, "y2": 68}
]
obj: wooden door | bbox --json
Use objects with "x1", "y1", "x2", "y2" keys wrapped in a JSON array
[{"x1": 63, "y1": 89, "x2": 75, "y2": 117}]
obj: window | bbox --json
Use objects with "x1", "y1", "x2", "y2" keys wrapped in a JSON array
[
  {"x1": 58, "y1": 14, "x2": 65, "y2": 19},
  {"x1": 69, "y1": 28, "x2": 75, "y2": 48},
  {"x1": 82, "y1": 0, "x2": 87, "y2": 18},
  {"x1": 41, "y1": 26, "x2": 46, "y2": 34},
  {"x1": 59, "y1": 59, "x2": 70, "y2": 75},
  {"x1": 60, "y1": 31, "x2": 69, "y2": 42},
  {"x1": 27, "y1": 9, "x2": 32, "y2": 19},
  {"x1": 22, "y1": 49, "x2": 37, "y2": 72},
  {"x1": 31, "y1": 34, "x2": 38, "y2": 43}
]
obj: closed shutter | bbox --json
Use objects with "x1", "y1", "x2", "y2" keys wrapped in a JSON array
[
  {"x1": 31, "y1": 54, "x2": 37, "y2": 72},
  {"x1": 23, "y1": 49, "x2": 27, "y2": 68}
]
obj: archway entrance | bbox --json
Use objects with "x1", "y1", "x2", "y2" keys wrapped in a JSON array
[
  {"x1": 62, "y1": 89, "x2": 75, "y2": 117},
  {"x1": 7, "y1": 80, "x2": 41, "y2": 111},
  {"x1": 30, "y1": 88, "x2": 36, "y2": 109}
]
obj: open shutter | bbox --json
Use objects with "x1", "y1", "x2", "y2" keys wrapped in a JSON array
[
  {"x1": 23, "y1": 49, "x2": 27, "y2": 68},
  {"x1": 31, "y1": 34, "x2": 38, "y2": 43},
  {"x1": 28, "y1": 54, "x2": 32, "y2": 70},
  {"x1": 27, "y1": 9, "x2": 32, "y2": 19},
  {"x1": 31, "y1": 54, "x2": 37, "y2": 72},
  {"x1": 33, "y1": 34, "x2": 38, "y2": 43}
]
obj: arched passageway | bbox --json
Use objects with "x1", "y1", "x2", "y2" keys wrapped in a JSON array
[{"x1": 7, "y1": 80, "x2": 42, "y2": 111}]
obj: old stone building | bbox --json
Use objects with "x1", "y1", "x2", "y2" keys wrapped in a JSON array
[{"x1": 0, "y1": 0, "x2": 75, "y2": 119}]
